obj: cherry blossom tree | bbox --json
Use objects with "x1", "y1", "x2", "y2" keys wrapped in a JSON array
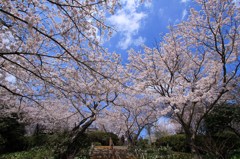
[
  {"x1": 1, "y1": 51, "x2": 122, "y2": 158},
  {"x1": 96, "y1": 94, "x2": 159, "y2": 146},
  {"x1": 0, "y1": 1, "x2": 149, "y2": 158},
  {"x1": 1, "y1": 51, "x2": 122, "y2": 127},
  {"x1": 0, "y1": 0, "x2": 122, "y2": 106},
  {"x1": 58, "y1": 51, "x2": 125, "y2": 158},
  {"x1": 128, "y1": 0, "x2": 239, "y2": 157},
  {"x1": 0, "y1": 1, "x2": 140, "y2": 157},
  {"x1": 21, "y1": 99, "x2": 78, "y2": 133}
]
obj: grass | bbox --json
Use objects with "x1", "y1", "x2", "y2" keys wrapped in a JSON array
[
  {"x1": 0, "y1": 147, "x2": 54, "y2": 159},
  {"x1": 0, "y1": 147, "x2": 90, "y2": 159},
  {"x1": 1, "y1": 146, "x2": 239, "y2": 159}
]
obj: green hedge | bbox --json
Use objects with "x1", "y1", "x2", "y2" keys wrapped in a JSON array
[
  {"x1": 155, "y1": 133, "x2": 240, "y2": 158},
  {"x1": 136, "y1": 138, "x2": 149, "y2": 149},
  {"x1": 0, "y1": 116, "x2": 26, "y2": 153},
  {"x1": 23, "y1": 131, "x2": 119, "y2": 150},
  {"x1": 24, "y1": 133, "x2": 69, "y2": 149},
  {"x1": 0, "y1": 147, "x2": 54, "y2": 159},
  {"x1": 155, "y1": 134, "x2": 190, "y2": 152},
  {"x1": 87, "y1": 131, "x2": 119, "y2": 146},
  {"x1": 203, "y1": 132, "x2": 240, "y2": 158},
  {"x1": 0, "y1": 119, "x2": 119, "y2": 156}
]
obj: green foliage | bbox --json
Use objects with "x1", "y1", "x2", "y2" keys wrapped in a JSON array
[
  {"x1": 53, "y1": 132, "x2": 92, "y2": 158},
  {"x1": 0, "y1": 147, "x2": 54, "y2": 159},
  {"x1": 230, "y1": 148, "x2": 240, "y2": 159},
  {"x1": 203, "y1": 104, "x2": 240, "y2": 158},
  {"x1": 25, "y1": 133, "x2": 69, "y2": 149},
  {"x1": 0, "y1": 134, "x2": 6, "y2": 152},
  {"x1": 25, "y1": 134, "x2": 50, "y2": 148},
  {"x1": 205, "y1": 104, "x2": 240, "y2": 135},
  {"x1": 135, "y1": 138, "x2": 149, "y2": 149},
  {"x1": 75, "y1": 149, "x2": 90, "y2": 159},
  {"x1": 50, "y1": 133, "x2": 83, "y2": 157},
  {"x1": 155, "y1": 133, "x2": 240, "y2": 158},
  {"x1": 201, "y1": 132, "x2": 240, "y2": 158},
  {"x1": 132, "y1": 147, "x2": 193, "y2": 159},
  {"x1": 171, "y1": 152, "x2": 193, "y2": 159},
  {"x1": 0, "y1": 116, "x2": 26, "y2": 153},
  {"x1": 87, "y1": 131, "x2": 119, "y2": 146},
  {"x1": 155, "y1": 134, "x2": 190, "y2": 152}
]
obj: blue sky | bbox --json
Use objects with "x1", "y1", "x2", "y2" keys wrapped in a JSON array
[{"x1": 104, "y1": 0, "x2": 194, "y2": 63}]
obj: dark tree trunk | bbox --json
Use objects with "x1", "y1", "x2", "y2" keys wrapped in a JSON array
[
  {"x1": 60, "y1": 116, "x2": 96, "y2": 159},
  {"x1": 185, "y1": 132, "x2": 202, "y2": 159},
  {"x1": 60, "y1": 131, "x2": 85, "y2": 159}
]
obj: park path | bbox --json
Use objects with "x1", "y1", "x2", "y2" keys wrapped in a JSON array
[{"x1": 90, "y1": 146, "x2": 137, "y2": 159}]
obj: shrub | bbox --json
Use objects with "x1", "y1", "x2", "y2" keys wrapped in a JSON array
[
  {"x1": 230, "y1": 148, "x2": 240, "y2": 159},
  {"x1": 24, "y1": 134, "x2": 49, "y2": 148},
  {"x1": 131, "y1": 147, "x2": 193, "y2": 159},
  {"x1": 0, "y1": 147, "x2": 54, "y2": 159},
  {"x1": 136, "y1": 138, "x2": 149, "y2": 149},
  {"x1": 0, "y1": 116, "x2": 26, "y2": 153},
  {"x1": 24, "y1": 132, "x2": 69, "y2": 149},
  {"x1": 172, "y1": 152, "x2": 193, "y2": 159},
  {"x1": 0, "y1": 134, "x2": 6, "y2": 152},
  {"x1": 156, "y1": 133, "x2": 240, "y2": 158},
  {"x1": 155, "y1": 134, "x2": 190, "y2": 152},
  {"x1": 87, "y1": 131, "x2": 119, "y2": 146},
  {"x1": 53, "y1": 132, "x2": 92, "y2": 158},
  {"x1": 200, "y1": 132, "x2": 240, "y2": 158}
]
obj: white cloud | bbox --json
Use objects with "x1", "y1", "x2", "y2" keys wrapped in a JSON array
[
  {"x1": 108, "y1": 0, "x2": 147, "y2": 49},
  {"x1": 182, "y1": 9, "x2": 187, "y2": 20},
  {"x1": 118, "y1": 34, "x2": 132, "y2": 49},
  {"x1": 133, "y1": 36, "x2": 146, "y2": 46},
  {"x1": 181, "y1": 0, "x2": 190, "y2": 3},
  {"x1": 144, "y1": 1, "x2": 152, "y2": 8}
]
